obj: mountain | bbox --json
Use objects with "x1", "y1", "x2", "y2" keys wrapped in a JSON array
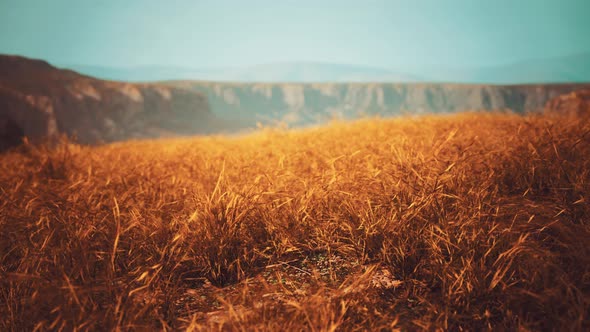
[
  {"x1": 0, "y1": 55, "x2": 225, "y2": 150},
  {"x1": 60, "y1": 62, "x2": 422, "y2": 83},
  {"x1": 56, "y1": 64, "x2": 219, "y2": 83},
  {"x1": 2, "y1": 54, "x2": 590, "y2": 150},
  {"x1": 167, "y1": 81, "x2": 590, "y2": 127},
  {"x1": 61, "y1": 53, "x2": 590, "y2": 84},
  {"x1": 210, "y1": 62, "x2": 423, "y2": 83},
  {"x1": 418, "y1": 53, "x2": 590, "y2": 84}
]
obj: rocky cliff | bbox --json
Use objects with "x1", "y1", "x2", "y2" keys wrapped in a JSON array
[
  {"x1": 0, "y1": 55, "x2": 219, "y2": 150},
  {"x1": 171, "y1": 81, "x2": 590, "y2": 127},
  {"x1": 3, "y1": 55, "x2": 590, "y2": 151}
]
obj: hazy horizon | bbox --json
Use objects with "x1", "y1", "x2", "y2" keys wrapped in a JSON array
[{"x1": 2, "y1": 0, "x2": 590, "y2": 70}]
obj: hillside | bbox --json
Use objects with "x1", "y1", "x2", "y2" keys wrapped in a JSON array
[
  {"x1": 0, "y1": 55, "x2": 222, "y2": 150},
  {"x1": 1, "y1": 111, "x2": 588, "y2": 330},
  {"x1": 2, "y1": 55, "x2": 590, "y2": 150},
  {"x1": 61, "y1": 53, "x2": 590, "y2": 84}
]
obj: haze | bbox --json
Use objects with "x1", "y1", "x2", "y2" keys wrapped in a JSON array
[{"x1": 1, "y1": 0, "x2": 589, "y2": 82}]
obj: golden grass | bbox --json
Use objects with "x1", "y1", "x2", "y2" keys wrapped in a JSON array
[{"x1": 1, "y1": 112, "x2": 589, "y2": 331}]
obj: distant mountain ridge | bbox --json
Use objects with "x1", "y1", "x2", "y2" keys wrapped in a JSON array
[
  {"x1": 422, "y1": 53, "x2": 590, "y2": 84},
  {"x1": 59, "y1": 62, "x2": 422, "y2": 83},
  {"x1": 60, "y1": 53, "x2": 590, "y2": 84},
  {"x1": 2, "y1": 54, "x2": 590, "y2": 150}
]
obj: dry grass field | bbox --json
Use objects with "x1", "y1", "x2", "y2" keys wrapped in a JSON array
[{"x1": 1, "y1": 112, "x2": 589, "y2": 331}]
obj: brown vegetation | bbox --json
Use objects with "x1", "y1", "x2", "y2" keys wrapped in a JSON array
[
  {"x1": 1, "y1": 112, "x2": 589, "y2": 330},
  {"x1": 545, "y1": 89, "x2": 590, "y2": 117}
]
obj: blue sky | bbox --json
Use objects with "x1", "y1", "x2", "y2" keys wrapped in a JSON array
[{"x1": 1, "y1": 0, "x2": 589, "y2": 69}]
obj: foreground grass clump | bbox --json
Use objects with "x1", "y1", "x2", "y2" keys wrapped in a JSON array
[{"x1": 1, "y1": 112, "x2": 589, "y2": 331}]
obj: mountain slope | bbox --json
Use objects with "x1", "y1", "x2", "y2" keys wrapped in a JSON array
[{"x1": 0, "y1": 55, "x2": 221, "y2": 150}]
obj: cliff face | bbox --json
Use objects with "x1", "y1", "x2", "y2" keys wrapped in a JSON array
[
  {"x1": 171, "y1": 82, "x2": 590, "y2": 126},
  {"x1": 0, "y1": 55, "x2": 217, "y2": 149},
  {"x1": 3, "y1": 55, "x2": 590, "y2": 151}
]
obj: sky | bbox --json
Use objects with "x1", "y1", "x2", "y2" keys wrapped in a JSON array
[{"x1": 1, "y1": 0, "x2": 589, "y2": 70}]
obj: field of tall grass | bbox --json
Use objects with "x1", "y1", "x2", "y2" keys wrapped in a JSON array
[{"x1": 1, "y1": 111, "x2": 589, "y2": 331}]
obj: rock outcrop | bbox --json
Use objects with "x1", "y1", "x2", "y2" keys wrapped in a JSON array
[{"x1": 0, "y1": 55, "x2": 219, "y2": 150}]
